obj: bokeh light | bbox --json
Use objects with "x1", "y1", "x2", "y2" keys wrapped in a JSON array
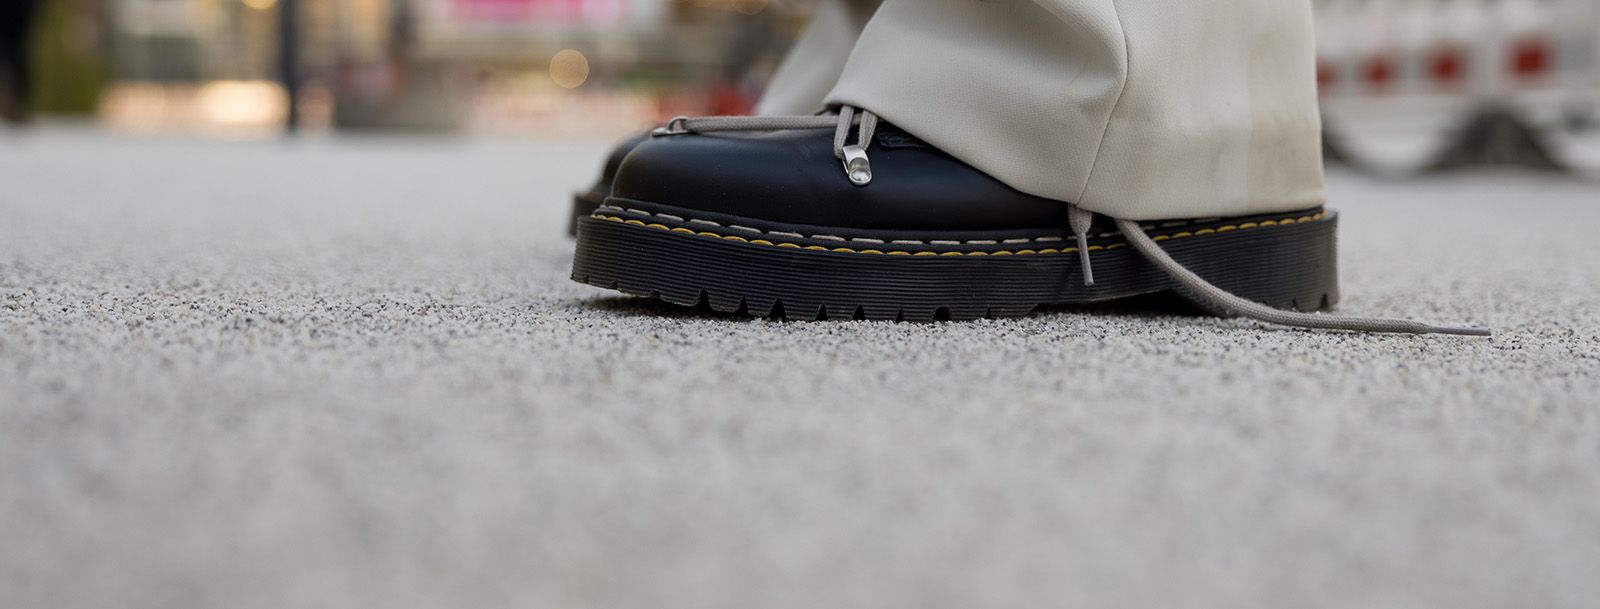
[{"x1": 549, "y1": 49, "x2": 591, "y2": 90}]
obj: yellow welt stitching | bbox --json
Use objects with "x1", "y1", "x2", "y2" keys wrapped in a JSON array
[{"x1": 591, "y1": 211, "x2": 1326, "y2": 258}]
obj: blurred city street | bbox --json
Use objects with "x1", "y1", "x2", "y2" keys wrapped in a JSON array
[
  {"x1": 2, "y1": 127, "x2": 1598, "y2": 608},
  {"x1": 2, "y1": 0, "x2": 1599, "y2": 606}
]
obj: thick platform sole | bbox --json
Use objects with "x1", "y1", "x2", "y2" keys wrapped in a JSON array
[{"x1": 571, "y1": 209, "x2": 1340, "y2": 322}]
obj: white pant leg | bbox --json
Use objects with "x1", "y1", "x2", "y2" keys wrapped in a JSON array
[
  {"x1": 756, "y1": 0, "x2": 883, "y2": 116},
  {"x1": 825, "y1": 0, "x2": 1326, "y2": 221}
]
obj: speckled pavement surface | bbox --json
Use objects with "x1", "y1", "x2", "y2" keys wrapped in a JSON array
[{"x1": 2, "y1": 128, "x2": 1598, "y2": 609}]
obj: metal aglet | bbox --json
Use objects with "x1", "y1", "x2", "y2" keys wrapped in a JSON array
[
  {"x1": 841, "y1": 144, "x2": 872, "y2": 186},
  {"x1": 1068, "y1": 204, "x2": 1096, "y2": 286},
  {"x1": 1075, "y1": 233, "x2": 1096, "y2": 286}
]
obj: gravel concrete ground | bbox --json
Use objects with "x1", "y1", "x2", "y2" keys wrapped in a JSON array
[{"x1": 2, "y1": 128, "x2": 1598, "y2": 609}]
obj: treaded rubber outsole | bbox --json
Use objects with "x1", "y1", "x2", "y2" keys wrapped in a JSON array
[{"x1": 571, "y1": 210, "x2": 1340, "y2": 322}]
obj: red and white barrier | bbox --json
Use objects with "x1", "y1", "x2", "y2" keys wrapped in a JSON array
[
  {"x1": 1315, "y1": 0, "x2": 1600, "y2": 174},
  {"x1": 1315, "y1": 0, "x2": 1594, "y2": 99}
]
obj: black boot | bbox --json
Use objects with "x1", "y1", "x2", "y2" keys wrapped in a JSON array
[{"x1": 570, "y1": 111, "x2": 1483, "y2": 335}]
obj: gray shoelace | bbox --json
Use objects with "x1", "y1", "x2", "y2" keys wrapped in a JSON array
[
  {"x1": 656, "y1": 107, "x2": 880, "y2": 185},
  {"x1": 650, "y1": 110, "x2": 1492, "y2": 336},
  {"x1": 1114, "y1": 218, "x2": 1490, "y2": 335}
]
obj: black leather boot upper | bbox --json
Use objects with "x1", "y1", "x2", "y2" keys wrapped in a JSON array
[
  {"x1": 584, "y1": 130, "x2": 651, "y2": 196},
  {"x1": 609, "y1": 123, "x2": 1079, "y2": 234}
]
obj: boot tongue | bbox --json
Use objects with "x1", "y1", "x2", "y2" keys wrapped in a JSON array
[{"x1": 871, "y1": 123, "x2": 934, "y2": 151}]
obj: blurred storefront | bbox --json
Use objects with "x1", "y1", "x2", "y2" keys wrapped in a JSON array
[{"x1": 90, "y1": 0, "x2": 803, "y2": 135}]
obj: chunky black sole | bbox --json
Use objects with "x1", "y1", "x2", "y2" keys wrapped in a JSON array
[
  {"x1": 568, "y1": 190, "x2": 606, "y2": 237},
  {"x1": 571, "y1": 207, "x2": 1340, "y2": 322}
]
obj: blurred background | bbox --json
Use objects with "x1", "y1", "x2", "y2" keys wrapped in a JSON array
[
  {"x1": 2, "y1": 0, "x2": 1600, "y2": 175},
  {"x1": 2, "y1": 0, "x2": 810, "y2": 139}
]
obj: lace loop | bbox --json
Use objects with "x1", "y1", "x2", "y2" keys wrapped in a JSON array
[{"x1": 652, "y1": 107, "x2": 879, "y2": 185}]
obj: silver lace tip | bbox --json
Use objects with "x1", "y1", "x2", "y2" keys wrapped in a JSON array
[
  {"x1": 841, "y1": 145, "x2": 872, "y2": 186},
  {"x1": 1075, "y1": 234, "x2": 1095, "y2": 286},
  {"x1": 1433, "y1": 325, "x2": 1493, "y2": 337}
]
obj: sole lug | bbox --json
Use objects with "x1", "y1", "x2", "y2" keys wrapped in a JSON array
[
  {"x1": 657, "y1": 287, "x2": 703, "y2": 307},
  {"x1": 947, "y1": 305, "x2": 990, "y2": 321},
  {"x1": 745, "y1": 296, "x2": 778, "y2": 318},
  {"x1": 615, "y1": 284, "x2": 655, "y2": 299},
  {"x1": 899, "y1": 307, "x2": 938, "y2": 323},
  {"x1": 824, "y1": 304, "x2": 861, "y2": 321},
  {"x1": 783, "y1": 301, "x2": 824, "y2": 321},
  {"x1": 862, "y1": 304, "x2": 900, "y2": 320},
  {"x1": 707, "y1": 292, "x2": 744, "y2": 313}
]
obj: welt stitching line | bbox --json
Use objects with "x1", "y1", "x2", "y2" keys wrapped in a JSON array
[
  {"x1": 590, "y1": 210, "x2": 1328, "y2": 257},
  {"x1": 594, "y1": 204, "x2": 1224, "y2": 244}
]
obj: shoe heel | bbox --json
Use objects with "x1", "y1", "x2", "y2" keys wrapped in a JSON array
[{"x1": 1159, "y1": 211, "x2": 1341, "y2": 313}]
